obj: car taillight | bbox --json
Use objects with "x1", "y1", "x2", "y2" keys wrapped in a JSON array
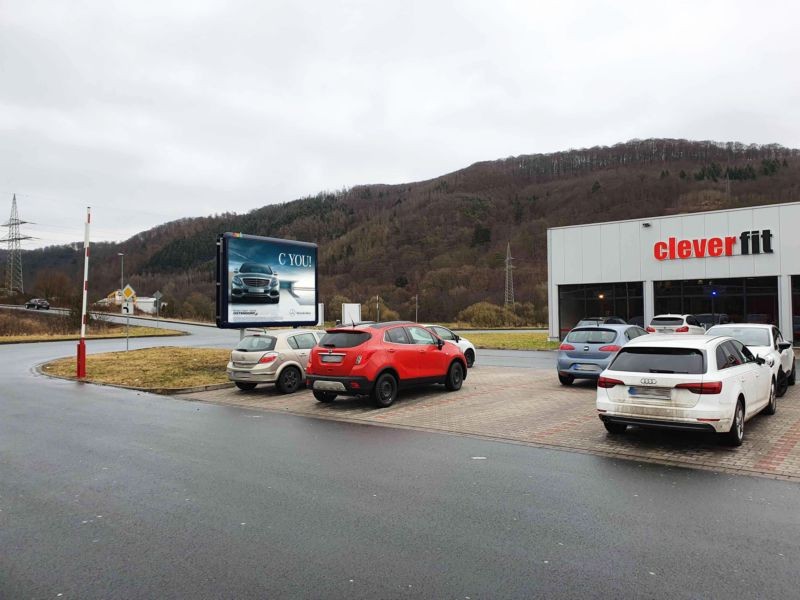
[
  {"x1": 598, "y1": 345, "x2": 622, "y2": 353},
  {"x1": 675, "y1": 326, "x2": 689, "y2": 333},
  {"x1": 258, "y1": 352, "x2": 278, "y2": 364},
  {"x1": 355, "y1": 354, "x2": 362, "y2": 365},
  {"x1": 597, "y1": 376, "x2": 625, "y2": 388},
  {"x1": 676, "y1": 381, "x2": 722, "y2": 394},
  {"x1": 559, "y1": 343, "x2": 575, "y2": 351},
  {"x1": 646, "y1": 326, "x2": 655, "y2": 333}
]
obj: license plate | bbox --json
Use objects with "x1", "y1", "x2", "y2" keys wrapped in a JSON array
[
  {"x1": 628, "y1": 386, "x2": 671, "y2": 400},
  {"x1": 321, "y1": 355, "x2": 344, "y2": 363},
  {"x1": 575, "y1": 364, "x2": 599, "y2": 371}
]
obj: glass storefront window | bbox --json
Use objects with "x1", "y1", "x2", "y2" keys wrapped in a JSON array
[
  {"x1": 558, "y1": 282, "x2": 643, "y2": 338},
  {"x1": 654, "y1": 277, "x2": 778, "y2": 328}
]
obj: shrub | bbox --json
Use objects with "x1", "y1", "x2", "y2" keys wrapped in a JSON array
[{"x1": 456, "y1": 302, "x2": 522, "y2": 327}]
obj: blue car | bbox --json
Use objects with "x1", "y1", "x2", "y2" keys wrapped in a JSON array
[{"x1": 557, "y1": 324, "x2": 649, "y2": 385}]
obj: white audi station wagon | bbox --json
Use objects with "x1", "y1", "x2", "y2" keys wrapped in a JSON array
[{"x1": 596, "y1": 335, "x2": 774, "y2": 446}]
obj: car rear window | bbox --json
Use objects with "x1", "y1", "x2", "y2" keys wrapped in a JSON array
[
  {"x1": 320, "y1": 331, "x2": 372, "y2": 348},
  {"x1": 707, "y1": 327, "x2": 770, "y2": 347},
  {"x1": 651, "y1": 317, "x2": 684, "y2": 326},
  {"x1": 610, "y1": 347, "x2": 706, "y2": 374},
  {"x1": 236, "y1": 336, "x2": 277, "y2": 352},
  {"x1": 565, "y1": 328, "x2": 617, "y2": 344}
]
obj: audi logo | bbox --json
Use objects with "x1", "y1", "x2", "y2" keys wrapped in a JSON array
[{"x1": 640, "y1": 378, "x2": 657, "y2": 385}]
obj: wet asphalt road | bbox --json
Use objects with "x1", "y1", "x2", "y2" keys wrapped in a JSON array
[{"x1": 2, "y1": 323, "x2": 800, "y2": 598}]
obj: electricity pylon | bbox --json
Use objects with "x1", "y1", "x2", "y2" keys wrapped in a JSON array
[
  {"x1": 504, "y1": 242, "x2": 514, "y2": 309},
  {"x1": 2, "y1": 195, "x2": 33, "y2": 294}
]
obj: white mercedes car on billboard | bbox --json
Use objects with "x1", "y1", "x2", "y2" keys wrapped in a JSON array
[{"x1": 596, "y1": 335, "x2": 774, "y2": 446}]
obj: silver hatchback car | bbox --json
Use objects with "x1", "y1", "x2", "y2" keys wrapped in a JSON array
[
  {"x1": 557, "y1": 324, "x2": 649, "y2": 385},
  {"x1": 227, "y1": 329, "x2": 322, "y2": 393}
]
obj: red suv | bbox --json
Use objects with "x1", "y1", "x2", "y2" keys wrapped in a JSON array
[{"x1": 306, "y1": 321, "x2": 467, "y2": 408}]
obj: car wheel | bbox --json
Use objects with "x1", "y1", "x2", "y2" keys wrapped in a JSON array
[
  {"x1": 777, "y1": 369, "x2": 789, "y2": 398},
  {"x1": 789, "y1": 359, "x2": 796, "y2": 386},
  {"x1": 276, "y1": 366, "x2": 301, "y2": 394},
  {"x1": 445, "y1": 362, "x2": 464, "y2": 391},
  {"x1": 464, "y1": 349, "x2": 475, "y2": 369},
  {"x1": 235, "y1": 382, "x2": 257, "y2": 391},
  {"x1": 763, "y1": 378, "x2": 777, "y2": 415},
  {"x1": 721, "y1": 399, "x2": 745, "y2": 447},
  {"x1": 558, "y1": 374, "x2": 574, "y2": 386},
  {"x1": 603, "y1": 421, "x2": 627, "y2": 434},
  {"x1": 372, "y1": 372, "x2": 398, "y2": 408},
  {"x1": 313, "y1": 390, "x2": 336, "y2": 403}
]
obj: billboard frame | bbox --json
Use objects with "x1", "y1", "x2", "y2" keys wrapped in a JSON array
[{"x1": 216, "y1": 232, "x2": 319, "y2": 329}]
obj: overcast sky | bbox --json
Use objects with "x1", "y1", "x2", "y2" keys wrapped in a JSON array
[{"x1": 2, "y1": 0, "x2": 799, "y2": 247}]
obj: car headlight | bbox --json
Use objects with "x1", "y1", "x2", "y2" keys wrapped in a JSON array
[
  {"x1": 766, "y1": 356, "x2": 775, "y2": 367},
  {"x1": 233, "y1": 276, "x2": 243, "y2": 286},
  {"x1": 270, "y1": 278, "x2": 279, "y2": 288}
]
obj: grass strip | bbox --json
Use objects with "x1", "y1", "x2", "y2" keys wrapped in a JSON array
[
  {"x1": 42, "y1": 346, "x2": 231, "y2": 389},
  {"x1": 0, "y1": 326, "x2": 185, "y2": 344},
  {"x1": 465, "y1": 332, "x2": 559, "y2": 351}
]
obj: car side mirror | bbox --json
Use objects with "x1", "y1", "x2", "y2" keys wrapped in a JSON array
[
  {"x1": 779, "y1": 341, "x2": 792, "y2": 351},
  {"x1": 755, "y1": 356, "x2": 766, "y2": 366},
  {"x1": 453, "y1": 335, "x2": 460, "y2": 342},
  {"x1": 437, "y1": 338, "x2": 444, "y2": 350}
]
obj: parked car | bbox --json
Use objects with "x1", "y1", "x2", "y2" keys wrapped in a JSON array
[
  {"x1": 24, "y1": 298, "x2": 50, "y2": 310},
  {"x1": 646, "y1": 314, "x2": 705, "y2": 334},
  {"x1": 305, "y1": 321, "x2": 467, "y2": 408},
  {"x1": 695, "y1": 313, "x2": 730, "y2": 329},
  {"x1": 557, "y1": 324, "x2": 649, "y2": 385},
  {"x1": 231, "y1": 262, "x2": 280, "y2": 303},
  {"x1": 706, "y1": 324, "x2": 795, "y2": 396},
  {"x1": 227, "y1": 329, "x2": 321, "y2": 393},
  {"x1": 424, "y1": 324, "x2": 476, "y2": 368},
  {"x1": 576, "y1": 316, "x2": 627, "y2": 327},
  {"x1": 596, "y1": 335, "x2": 773, "y2": 446}
]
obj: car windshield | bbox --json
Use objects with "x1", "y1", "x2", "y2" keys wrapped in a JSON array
[
  {"x1": 576, "y1": 319, "x2": 602, "y2": 326},
  {"x1": 610, "y1": 347, "x2": 706, "y2": 374},
  {"x1": 239, "y1": 263, "x2": 273, "y2": 275},
  {"x1": 320, "y1": 331, "x2": 371, "y2": 348},
  {"x1": 707, "y1": 327, "x2": 771, "y2": 347},
  {"x1": 565, "y1": 328, "x2": 617, "y2": 344},
  {"x1": 236, "y1": 335, "x2": 277, "y2": 352},
  {"x1": 651, "y1": 317, "x2": 684, "y2": 326}
]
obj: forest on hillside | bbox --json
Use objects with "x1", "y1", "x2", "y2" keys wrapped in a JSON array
[{"x1": 5, "y1": 139, "x2": 800, "y2": 324}]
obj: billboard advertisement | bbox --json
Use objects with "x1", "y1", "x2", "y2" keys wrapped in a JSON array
[{"x1": 216, "y1": 232, "x2": 318, "y2": 329}]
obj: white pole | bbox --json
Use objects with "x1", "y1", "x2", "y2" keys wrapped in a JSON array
[
  {"x1": 77, "y1": 207, "x2": 91, "y2": 378},
  {"x1": 80, "y1": 208, "x2": 91, "y2": 339},
  {"x1": 415, "y1": 294, "x2": 418, "y2": 322},
  {"x1": 376, "y1": 295, "x2": 380, "y2": 322}
]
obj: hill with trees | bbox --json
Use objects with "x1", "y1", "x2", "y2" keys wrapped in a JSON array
[{"x1": 6, "y1": 138, "x2": 800, "y2": 323}]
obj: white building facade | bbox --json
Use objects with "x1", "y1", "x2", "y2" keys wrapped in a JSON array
[{"x1": 547, "y1": 201, "x2": 800, "y2": 342}]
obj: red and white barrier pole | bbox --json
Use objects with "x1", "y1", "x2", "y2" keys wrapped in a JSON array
[{"x1": 77, "y1": 207, "x2": 91, "y2": 378}]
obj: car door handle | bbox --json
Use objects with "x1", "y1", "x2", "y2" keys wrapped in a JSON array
[{"x1": 388, "y1": 349, "x2": 396, "y2": 353}]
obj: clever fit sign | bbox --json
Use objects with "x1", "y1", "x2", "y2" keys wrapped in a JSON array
[{"x1": 653, "y1": 230, "x2": 774, "y2": 261}]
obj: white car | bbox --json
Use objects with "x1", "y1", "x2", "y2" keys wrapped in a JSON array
[
  {"x1": 706, "y1": 324, "x2": 795, "y2": 397},
  {"x1": 596, "y1": 335, "x2": 774, "y2": 446},
  {"x1": 424, "y1": 324, "x2": 476, "y2": 368},
  {"x1": 227, "y1": 329, "x2": 322, "y2": 393},
  {"x1": 646, "y1": 314, "x2": 705, "y2": 334}
]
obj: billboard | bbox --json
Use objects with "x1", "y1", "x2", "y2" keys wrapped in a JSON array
[{"x1": 216, "y1": 232, "x2": 318, "y2": 329}]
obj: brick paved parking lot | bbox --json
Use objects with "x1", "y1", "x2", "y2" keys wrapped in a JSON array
[{"x1": 184, "y1": 367, "x2": 800, "y2": 480}]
